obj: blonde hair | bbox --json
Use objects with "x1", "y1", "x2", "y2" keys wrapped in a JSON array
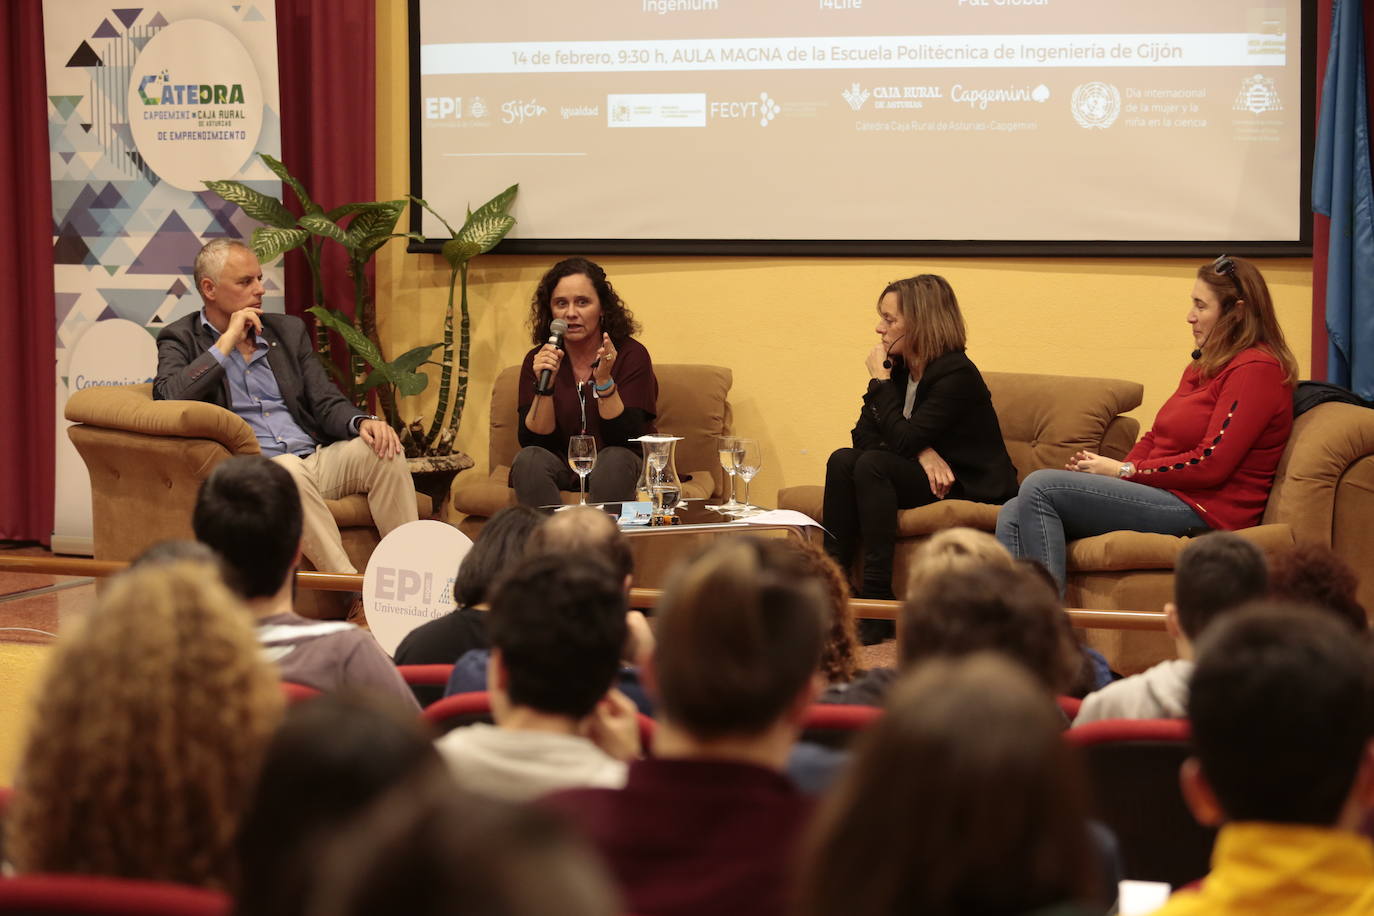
[
  {"x1": 1193, "y1": 256, "x2": 1298, "y2": 386},
  {"x1": 906, "y1": 527, "x2": 1014, "y2": 596},
  {"x1": 880, "y1": 275, "x2": 968, "y2": 371},
  {"x1": 8, "y1": 561, "x2": 284, "y2": 890}
]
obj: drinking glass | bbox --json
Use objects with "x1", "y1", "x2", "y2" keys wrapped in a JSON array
[
  {"x1": 707, "y1": 435, "x2": 743, "y2": 513},
  {"x1": 568, "y1": 435, "x2": 596, "y2": 505},
  {"x1": 734, "y1": 438, "x2": 762, "y2": 516}
]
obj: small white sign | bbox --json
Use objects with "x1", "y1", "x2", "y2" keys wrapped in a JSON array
[
  {"x1": 363, "y1": 520, "x2": 472, "y2": 656},
  {"x1": 607, "y1": 93, "x2": 706, "y2": 127}
]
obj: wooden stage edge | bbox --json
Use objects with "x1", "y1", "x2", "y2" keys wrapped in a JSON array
[{"x1": 0, "y1": 555, "x2": 1167, "y2": 632}]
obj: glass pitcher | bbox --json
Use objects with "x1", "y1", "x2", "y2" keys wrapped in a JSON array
[{"x1": 634, "y1": 435, "x2": 684, "y2": 525}]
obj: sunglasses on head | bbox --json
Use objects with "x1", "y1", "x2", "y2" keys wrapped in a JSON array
[{"x1": 1212, "y1": 255, "x2": 1246, "y2": 302}]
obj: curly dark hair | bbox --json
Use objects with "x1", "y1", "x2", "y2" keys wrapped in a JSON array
[{"x1": 527, "y1": 257, "x2": 639, "y2": 345}]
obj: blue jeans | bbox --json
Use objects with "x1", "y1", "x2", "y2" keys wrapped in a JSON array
[{"x1": 995, "y1": 470, "x2": 1205, "y2": 592}]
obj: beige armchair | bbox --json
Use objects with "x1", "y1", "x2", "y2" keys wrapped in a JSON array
[
  {"x1": 451, "y1": 364, "x2": 734, "y2": 538},
  {"x1": 65, "y1": 384, "x2": 431, "y2": 617}
]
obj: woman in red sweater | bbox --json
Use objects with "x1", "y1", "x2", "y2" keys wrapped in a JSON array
[{"x1": 996, "y1": 256, "x2": 1299, "y2": 590}]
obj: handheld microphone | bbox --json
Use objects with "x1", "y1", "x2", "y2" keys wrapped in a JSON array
[
  {"x1": 536, "y1": 318, "x2": 568, "y2": 394},
  {"x1": 882, "y1": 333, "x2": 907, "y2": 371}
]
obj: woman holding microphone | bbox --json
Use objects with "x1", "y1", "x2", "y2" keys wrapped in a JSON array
[
  {"x1": 824, "y1": 275, "x2": 1018, "y2": 626},
  {"x1": 511, "y1": 257, "x2": 659, "y2": 508},
  {"x1": 996, "y1": 255, "x2": 1298, "y2": 591}
]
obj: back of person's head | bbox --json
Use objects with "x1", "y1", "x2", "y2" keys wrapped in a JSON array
[
  {"x1": 304, "y1": 774, "x2": 618, "y2": 916},
  {"x1": 529, "y1": 506, "x2": 633, "y2": 583},
  {"x1": 8, "y1": 561, "x2": 283, "y2": 889},
  {"x1": 234, "y1": 692, "x2": 444, "y2": 916},
  {"x1": 900, "y1": 563, "x2": 1080, "y2": 694},
  {"x1": 486, "y1": 552, "x2": 627, "y2": 720},
  {"x1": 454, "y1": 505, "x2": 542, "y2": 607},
  {"x1": 1189, "y1": 602, "x2": 1374, "y2": 825},
  {"x1": 906, "y1": 526, "x2": 1014, "y2": 597},
  {"x1": 799, "y1": 654, "x2": 1096, "y2": 916},
  {"x1": 1268, "y1": 543, "x2": 1368, "y2": 632},
  {"x1": 194, "y1": 456, "x2": 302, "y2": 599},
  {"x1": 763, "y1": 538, "x2": 858, "y2": 684},
  {"x1": 1172, "y1": 532, "x2": 1268, "y2": 640},
  {"x1": 653, "y1": 539, "x2": 827, "y2": 739}
]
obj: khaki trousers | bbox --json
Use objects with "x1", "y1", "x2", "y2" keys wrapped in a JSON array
[{"x1": 271, "y1": 437, "x2": 418, "y2": 574}]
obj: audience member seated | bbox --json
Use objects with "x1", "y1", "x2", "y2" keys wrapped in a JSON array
[
  {"x1": 194, "y1": 455, "x2": 419, "y2": 709},
  {"x1": 446, "y1": 506, "x2": 654, "y2": 713},
  {"x1": 234, "y1": 692, "x2": 447, "y2": 916},
  {"x1": 301, "y1": 766, "x2": 619, "y2": 916},
  {"x1": 394, "y1": 504, "x2": 543, "y2": 704},
  {"x1": 797, "y1": 654, "x2": 1106, "y2": 916},
  {"x1": 1267, "y1": 542, "x2": 1369, "y2": 632},
  {"x1": 784, "y1": 538, "x2": 860, "y2": 689},
  {"x1": 436, "y1": 554, "x2": 638, "y2": 801},
  {"x1": 545, "y1": 538, "x2": 828, "y2": 916},
  {"x1": 6, "y1": 560, "x2": 283, "y2": 889},
  {"x1": 1073, "y1": 532, "x2": 1268, "y2": 726},
  {"x1": 1151, "y1": 604, "x2": 1374, "y2": 915}
]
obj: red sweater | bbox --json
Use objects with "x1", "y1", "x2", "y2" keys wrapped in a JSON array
[{"x1": 1125, "y1": 348, "x2": 1293, "y2": 532}]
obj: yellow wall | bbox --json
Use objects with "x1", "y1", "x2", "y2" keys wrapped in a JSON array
[{"x1": 376, "y1": 1, "x2": 1312, "y2": 508}]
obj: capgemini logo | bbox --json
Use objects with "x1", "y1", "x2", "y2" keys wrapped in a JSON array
[{"x1": 136, "y1": 68, "x2": 245, "y2": 106}]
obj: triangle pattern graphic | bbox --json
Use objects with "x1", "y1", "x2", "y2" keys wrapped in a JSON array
[
  {"x1": 244, "y1": 4, "x2": 266, "y2": 22},
  {"x1": 148, "y1": 12, "x2": 168, "y2": 27},
  {"x1": 98, "y1": 287, "x2": 167, "y2": 325},
  {"x1": 113, "y1": 8, "x2": 141, "y2": 28},
  {"x1": 49, "y1": 96, "x2": 82, "y2": 120},
  {"x1": 66, "y1": 41, "x2": 103, "y2": 67},
  {"x1": 93, "y1": 18, "x2": 120, "y2": 38},
  {"x1": 127, "y1": 210, "x2": 203, "y2": 276}
]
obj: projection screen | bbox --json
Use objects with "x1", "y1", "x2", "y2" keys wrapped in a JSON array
[{"x1": 409, "y1": 0, "x2": 1309, "y2": 253}]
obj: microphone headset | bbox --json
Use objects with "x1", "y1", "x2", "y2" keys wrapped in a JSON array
[
  {"x1": 535, "y1": 318, "x2": 569, "y2": 394},
  {"x1": 882, "y1": 333, "x2": 907, "y2": 371}
]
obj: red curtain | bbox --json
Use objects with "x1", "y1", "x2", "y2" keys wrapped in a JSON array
[
  {"x1": 0, "y1": 0, "x2": 57, "y2": 543},
  {"x1": 276, "y1": 0, "x2": 377, "y2": 322}
]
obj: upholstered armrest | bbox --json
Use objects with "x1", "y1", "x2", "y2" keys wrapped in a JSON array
[
  {"x1": 680, "y1": 469, "x2": 715, "y2": 501},
  {"x1": 452, "y1": 468, "x2": 518, "y2": 518},
  {"x1": 65, "y1": 383, "x2": 260, "y2": 455},
  {"x1": 1263, "y1": 401, "x2": 1374, "y2": 546}
]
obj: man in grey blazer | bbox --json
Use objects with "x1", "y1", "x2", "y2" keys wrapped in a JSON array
[{"x1": 155, "y1": 238, "x2": 416, "y2": 575}]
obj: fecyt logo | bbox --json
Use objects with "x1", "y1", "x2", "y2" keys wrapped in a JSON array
[
  {"x1": 710, "y1": 92, "x2": 781, "y2": 127},
  {"x1": 137, "y1": 69, "x2": 244, "y2": 106}
]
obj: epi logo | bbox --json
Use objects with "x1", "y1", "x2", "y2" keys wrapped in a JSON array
[{"x1": 374, "y1": 567, "x2": 433, "y2": 603}]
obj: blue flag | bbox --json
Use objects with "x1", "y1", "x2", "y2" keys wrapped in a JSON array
[{"x1": 1313, "y1": 0, "x2": 1374, "y2": 399}]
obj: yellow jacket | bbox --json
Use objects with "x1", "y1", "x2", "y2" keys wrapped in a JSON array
[{"x1": 1152, "y1": 822, "x2": 1374, "y2": 915}]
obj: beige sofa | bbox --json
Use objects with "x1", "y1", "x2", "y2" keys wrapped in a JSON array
[
  {"x1": 451, "y1": 364, "x2": 734, "y2": 539},
  {"x1": 64, "y1": 383, "x2": 431, "y2": 617},
  {"x1": 779, "y1": 372, "x2": 1374, "y2": 617}
]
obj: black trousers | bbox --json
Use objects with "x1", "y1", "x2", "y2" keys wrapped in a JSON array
[
  {"x1": 510, "y1": 445, "x2": 642, "y2": 508},
  {"x1": 822, "y1": 447, "x2": 941, "y2": 599}
]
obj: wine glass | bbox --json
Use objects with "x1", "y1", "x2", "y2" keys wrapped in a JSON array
[
  {"x1": 708, "y1": 435, "x2": 743, "y2": 513},
  {"x1": 734, "y1": 438, "x2": 762, "y2": 516},
  {"x1": 568, "y1": 435, "x2": 596, "y2": 505}
]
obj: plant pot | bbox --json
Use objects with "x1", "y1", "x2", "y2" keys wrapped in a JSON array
[{"x1": 407, "y1": 452, "x2": 474, "y2": 520}]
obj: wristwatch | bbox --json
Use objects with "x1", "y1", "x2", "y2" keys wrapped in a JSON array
[{"x1": 1118, "y1": 461, "x2": 1136, "y2": 479}]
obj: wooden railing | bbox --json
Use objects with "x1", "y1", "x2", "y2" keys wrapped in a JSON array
[{"x1": 0, "y1": 554, "x2": 1167, "y2": 631}]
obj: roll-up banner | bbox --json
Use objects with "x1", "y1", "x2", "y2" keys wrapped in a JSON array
[{"x1": 44, "y1": 2, "x2": 283, "y2": 554}]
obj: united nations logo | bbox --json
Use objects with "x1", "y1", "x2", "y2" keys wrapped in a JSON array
[
  {"x1": 1233, "y1": 75, "x2": 1281, "y2": 115},
  {"x1": 1071, "y1": 81, "x2": 1121, "y2": 129}
]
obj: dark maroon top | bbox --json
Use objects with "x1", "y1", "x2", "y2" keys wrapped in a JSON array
[
  {"x1": 543, "y1": 758, "x2": 813, "y2": 916},
  {"x1": 517, "y1": 335, "x2": 658, "y2": 455}
]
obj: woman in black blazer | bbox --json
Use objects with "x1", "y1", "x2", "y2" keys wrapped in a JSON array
[{"x1": 824, "y1": 275, "x2": 1018, "y2": 631}]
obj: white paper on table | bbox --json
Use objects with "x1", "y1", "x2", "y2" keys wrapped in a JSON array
[
  {"x1": 739, "y1": 509, "x2": 825, "y2": 530},
  {"x1": 1118, "y1": 880, "x2": 1172, "y2": 915}
]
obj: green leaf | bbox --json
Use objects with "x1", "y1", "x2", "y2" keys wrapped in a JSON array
[
  {"x1": 326, "y1": 201, "x2": 383, "y2": 222},
  {"x1": 455, "y1": 214, "x2": 516, "y2": 256},
  {"x1": 408, "y1": 195, "x2": 458, "y2": 238},
  {"x1": 251, "y1": 226, "x2": 310, "y2": 262},
  {"x1": 299, "y1": 213, "x2": 349, "y2": 246},
  {"x1": 203, "y1": 180, "x2": 294, "y2": 228},
  {"x1": 346, "y1": 199, "x2": 406, "y2": 248},
  {"x1": 357, "y1": 231, "x2": 425, "y2": 261},
  {"x1": 309, "y1": 307, "x2": 437, "y2": 398},
  {"x1": 466, "y1": 183, "x2": 519, "y2": 224},
  {"x1": 441, "y1": 236, "x2": 483, "y2": 269},
  {"x1": 259, "y1": 153, "x2": 321, "y2": 214}
]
